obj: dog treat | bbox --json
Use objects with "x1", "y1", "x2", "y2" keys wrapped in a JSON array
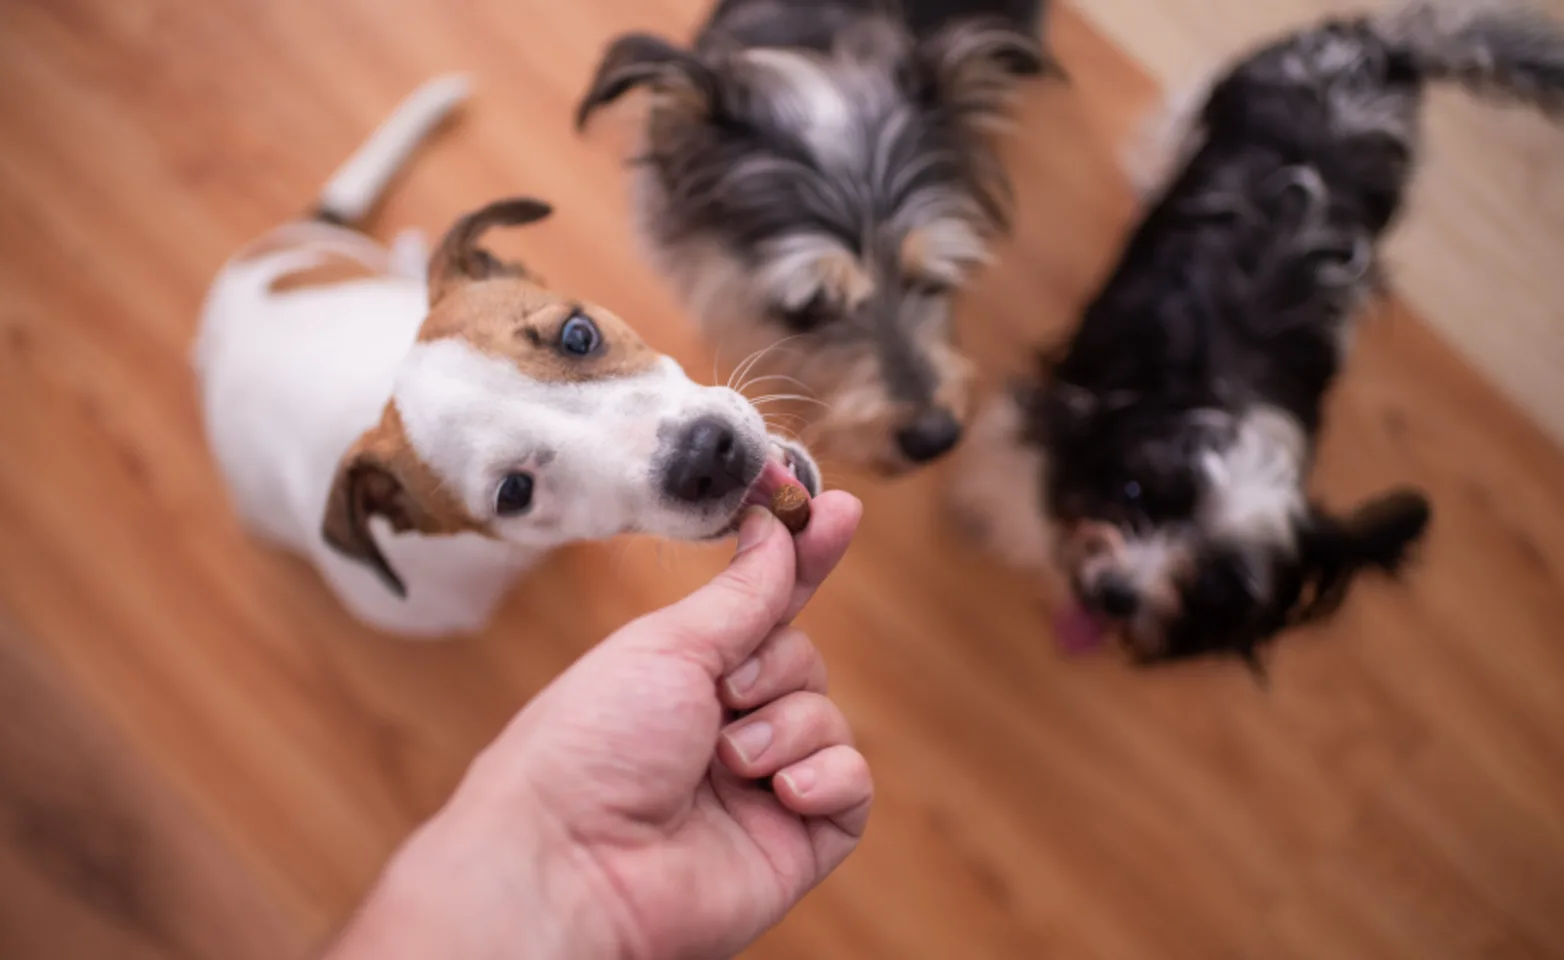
[{"x1": 769, "y1": 483, "x2": 811, "y2": 535}]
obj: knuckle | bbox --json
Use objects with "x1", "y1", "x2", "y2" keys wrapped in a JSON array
[
  {"x1": 783, "y1": 631, "x2": 817, "y2": 671},
  {"x1": 782, "y1": 691, "x2": 832, "y2": 734},
  {"x1": 810, "y1": 697, "x2": 852, "y2": 744}
]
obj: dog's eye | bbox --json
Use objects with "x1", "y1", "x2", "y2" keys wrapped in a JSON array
[
  {"x1": 495, "y1": 472, "x2": 535, "y2": 516},
  {"x1": 559, "y1": 313, "x2": 601, "y2": 356},
  {"x1": 1122, "y1": 480, "x2": 1144, "y2": 504},
  {"x1": 909, "y1": 277, "x2": 954, "y2": 298},
  {"x1": 777, "y1": 293, "x2": 832, "y2": 332}
]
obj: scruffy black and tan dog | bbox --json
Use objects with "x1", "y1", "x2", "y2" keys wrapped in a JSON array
[
  {"x1": 955, "y1": 0, "x2": 1564, "y2": 668},
  {"x1": 577, "y1": 0, "x2": 1059, "y2": 473}
]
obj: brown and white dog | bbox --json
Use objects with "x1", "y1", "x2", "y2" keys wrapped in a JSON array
[{"x1": 194, "y1": 77, "x2": 819, "y2": 637}]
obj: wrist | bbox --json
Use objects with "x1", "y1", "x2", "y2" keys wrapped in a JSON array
[{"x1": 327, "y1": 787, "x2": 625, "y2": 960}]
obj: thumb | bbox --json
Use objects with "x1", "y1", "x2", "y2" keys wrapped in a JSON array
[{"x1": 631, "y1": 507, "x2": 797, "y2": 677}]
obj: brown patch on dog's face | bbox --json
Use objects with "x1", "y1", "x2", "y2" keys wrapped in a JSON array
[
  {"x1": 1060, "y1": 519, "x2": 1192, "y2": 659},
  {"x1": 322, "y1": 405, "x2": 487, "y2": 597},
  {"x1": 1127, "y1": 571, "x2": 1187, "y2": 660},
  {"x1": 899, "y1": 228, "x2": 936, "y2": 282},
  {"x1": 1061, "y1": 520, "x2": 1120, "y2": 571},
  {"x1": 898, "y1": 222, "x2": 985, "y2": 290},
  {"x1": 269, "y1": 252, "x2": 383, "y2": 294},
  {"x1": 419, "y1": 279, "x2": 662, "y2": 384},
  {"x1": 923, "y1": 323, "x2": 975, "y2": 418},
  {"x1": 739, "y1": 317, "x2": 974, "y2": 475},
  {"x1": 752, "y1": 235, "x2": 877, "y2": 324},
  {"x1": 812, "y1": 248, "x2": 875, "y2": 310},
  {"x1": 416, "y1": 195, "x2": 663, "y2": 384}
]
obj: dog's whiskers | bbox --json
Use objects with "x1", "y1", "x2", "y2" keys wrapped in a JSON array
[
  {"x1": 750, "y1": 393, "x2": 833, "y2": 410},
  {"x1": 762, "y1": 416, "x2": 805, "y2": 442},
  {"x1": 736, "y1": 372, "x2": 817, "y2": 399},
  {"x1": 727, "y1": 334, "x2": 808, "y2": 393},
  {"x1": 728, "y1": 347, "x2": 773, "y2": 393},
  {"x1": 726, "y1": 344, "x2": 766, "y2": 392}
]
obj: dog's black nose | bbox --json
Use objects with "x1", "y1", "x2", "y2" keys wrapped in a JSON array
[
  {"x1": 664, "y1": 417, "x2": 747, "y2": 503},
  {"x1": 896, "y1": 408, "x2": 962, "y2": 463},
  {"x1": 1096, "y1": 577, "x2": 1139, "y2": 619}
]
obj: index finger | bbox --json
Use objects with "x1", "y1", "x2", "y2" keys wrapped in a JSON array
[{"x1": 781, "y1": 490, "x2": 862, "y2": 623}]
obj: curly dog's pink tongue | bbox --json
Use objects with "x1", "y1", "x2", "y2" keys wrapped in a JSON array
[{"x1": 1054, "y1": 603, "x2": 1110, "y2": 655}]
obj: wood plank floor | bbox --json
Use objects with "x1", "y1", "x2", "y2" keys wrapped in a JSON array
[{"x1": 1, "y1": 0, "x2": 1562, "y2": 957}]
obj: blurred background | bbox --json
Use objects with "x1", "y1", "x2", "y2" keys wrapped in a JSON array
[{"x1": 1, "y1": 0, "x2": 1562, "y2": 958}]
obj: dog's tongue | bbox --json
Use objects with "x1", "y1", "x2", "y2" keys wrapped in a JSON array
[
  {"x1": 1054, "y1": 603, "x2": 1110, "y2": 655},
  {"x1": 743, "y1": 458, "x2": 806, "y2": 510}
]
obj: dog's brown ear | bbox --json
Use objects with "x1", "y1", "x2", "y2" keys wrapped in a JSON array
[
  {"x1": 321, "y1": 411, "x2": 484, "y2": 598},
  {"x1": 575, "y1": 33, "x2": 716, "y2": 130},
  {"x1": 427, "y1": 197, "x2": 553, "y2": 305},
  {"x1": 322, "y1": 449, "x2": 412, "y2": 598},
  {"x1": 917, "y1": 17, "x2": 1060, "y2": 119}
]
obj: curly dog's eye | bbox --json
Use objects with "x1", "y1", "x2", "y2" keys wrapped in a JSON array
[{"x1": 777, "y1": 293, "x2": 832, "y2": 332}]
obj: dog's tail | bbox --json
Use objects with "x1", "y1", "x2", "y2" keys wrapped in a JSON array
[
  {"x1": 1373, "y1": 0, "x2": 1564, "y2": 116},
  {"x1": 311, "y1": 74, "x2": 472, "y2": 227}
]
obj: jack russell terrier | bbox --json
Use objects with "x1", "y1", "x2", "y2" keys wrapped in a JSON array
[{"x1": 194, "y1": 76, "x2": 821, "y2": 637}]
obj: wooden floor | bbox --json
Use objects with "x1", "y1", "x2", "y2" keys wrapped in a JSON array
[{"x1": 2, "y1": 1, "x2": 1563, "y2": 958}]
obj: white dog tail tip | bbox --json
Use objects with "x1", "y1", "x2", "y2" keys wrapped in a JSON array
[{"x1": 314, "y1": 74, "x2": 473, "y2": 226}]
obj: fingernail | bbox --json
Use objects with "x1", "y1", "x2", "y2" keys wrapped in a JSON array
[
  {"x1": 779, "y1": 765, "x2": 816, "y2": 797},
  {"x1": 725, "y1": 656, "x2": 762, "y2": 697},
  {"x1": 735, "y1": 507, "x2": 775, "y2": 557},
  {"x1": 725, "y1": 720, "x2": 773, "y2": 764}
]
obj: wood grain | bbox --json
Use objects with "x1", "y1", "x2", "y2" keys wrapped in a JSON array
[{"x1": 0, "y1": 1, "x2": 1561, "y2": 958}]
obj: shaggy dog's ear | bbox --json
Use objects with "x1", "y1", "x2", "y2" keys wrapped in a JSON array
[
  {"x1": 576, "y1": 33, "x2": 718, "y2": 130},
  {"x1": 914, "y1": 15, "x2": 1062, "y2": 120}
]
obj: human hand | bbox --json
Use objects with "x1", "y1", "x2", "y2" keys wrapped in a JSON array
[{"x1": 329, "y1": 492, "x2": 868, "y2": 960}]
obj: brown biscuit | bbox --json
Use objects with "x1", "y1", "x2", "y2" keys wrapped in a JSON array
[{"x1": 769, "y1": 484, "x2": 811, "y2": 535}]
